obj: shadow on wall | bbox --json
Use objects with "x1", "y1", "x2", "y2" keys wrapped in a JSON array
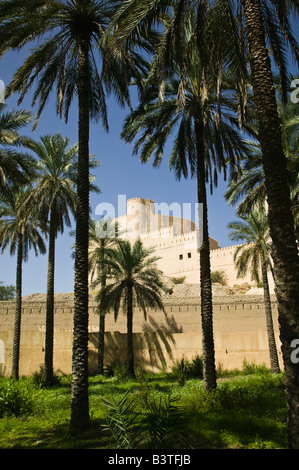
[
  {"x1": 88, "y1": 313, "x2": 181, "y2": 373},
  {"x1": 141, "y1": 313, "x2": 182, "y2": 370}
]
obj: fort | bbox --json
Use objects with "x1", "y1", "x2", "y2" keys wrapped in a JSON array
[
  {"x1": 112, "y1": 197, "x2": 275, "y2": 289},
  {"x1": 0, "y1": 197, "x2": 281, "y2": 376}
]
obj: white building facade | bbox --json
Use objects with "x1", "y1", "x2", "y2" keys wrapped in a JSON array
[{"x1": 112, "y1": 197, "x2": 268, "y2": 288}]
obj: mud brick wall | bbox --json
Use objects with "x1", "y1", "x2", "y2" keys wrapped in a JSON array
[{"x1": 0, "y1": 293, "x2": 282, "y2": 376}]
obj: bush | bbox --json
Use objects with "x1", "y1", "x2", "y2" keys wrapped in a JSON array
[
  {"x1": 105, "y1": 361, "x2": 128, "y2": 380},
  {"x1": 190, "y1": 371, "x2": 285, "y2": 415},
  {"x1": 171, "y1": 276, "x2": 186, "y2": 285},
  {"x1": 241, "y1": 360, "x2": 269, "y2": 375},
  {"x1": 102, "y1": 389, "x2": 187, "y2": 449},
  {"x1": 0, "y1": 378, "x2": 38, "y2": 417},
  {"x1": 31, "y1": 365, "x2": 61, "y2": 388},
  {"x1": 172, "y1": 355, "x2": 203, "y2": 384},
  {"x1": 211, "y1": 270, "x2": 228, "y2": 285}
]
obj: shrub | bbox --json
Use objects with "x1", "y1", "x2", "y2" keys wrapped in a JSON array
[
  {"x1": 0, "y1": 378, "x2": 38, "y2": 417},
  {"x1": 171, "y1": 276, "x2": 186, "y2": 285},
  {"x1": 241, "y1": 360, "x2": 269, "y2": 375},
  {"x1": 172, "y1": 355, "x2": 203, "y2": 384},
  {"x1": 102, "y1": 390, "x2": 142, "y2": 449},
  {"x1": 31, "y1": 365, "x2": 61, "y2": 388},
  {"x1": 211, "y1": 270, "x2": 228, "y2": 285},
  {"x1": 102, "y1": 389, "x2": 187, "y2": 449},
  {"x1": 105, "y1": 361, "x2": 128, "y2": 381},
  {"x1": 196, "y1": 372, "x2": 285, "y2": 414}
]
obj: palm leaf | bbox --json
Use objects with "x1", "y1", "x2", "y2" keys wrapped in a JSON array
[{"x1": 101, "y1": 390, "x2": 144, "y2": 449}]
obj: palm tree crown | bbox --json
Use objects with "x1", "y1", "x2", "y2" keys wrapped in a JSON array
[
  {"x1": 228, "y1": 209, "x2": 273, "y2": 284},
  {"x1": 0, "y1": 0, "x2": 155, "y2": 128},
  {"x1": 0, "y1": 185, "x2": 46, "y2": 260},
  {"x1": 0, "y1": 104, "x2": 36, "y2": 195},
  {"x1": 89, "y1": 217, "x2": 120, "y2": 284},
  {"x1": 98, "y1": 239, "x2": 165, "y2": 321},
  {"x1": 29, "y1": 134, "x2": 78, "y2": 235}
]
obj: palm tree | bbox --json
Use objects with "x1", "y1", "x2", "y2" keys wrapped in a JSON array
[
  {"x1": 121, "y1": 65, "x2": 252, "y2": 390},
  {"x1": 0, "y1": 104, "x2": 36, "y2": 195},
  {"x1": 228, "y1": 209, "x2": 280, "y2": 374},
  {"x1": 88, "y1": 217, "x2": 120, "y2": 375},
  {"x1": 0, "y1": 0, "x2": 155, "y2": 431},
  {"x1": 96, "y1": 239, "x2": 165, "y2": 377},
  {"x1": 26, "y1": 134, "x2": 79, "y2": 386},
  {"x1": 0, "y1": 185, "x2": 46, "y2": 379},
  {"x1": 233, "y1": 2, "x2": 299, "y2": 448},
  {"x1": 29, "y1": 134, "x2": 100, "y2": 386}
]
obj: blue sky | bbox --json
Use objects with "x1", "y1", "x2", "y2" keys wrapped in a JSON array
[{"x1": 0, "y1": 37, "x2": 297, "y2": 296}]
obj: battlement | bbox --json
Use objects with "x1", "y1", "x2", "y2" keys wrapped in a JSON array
[
  {"x1": 210, "y1": 244, "x2": 245, "y2": 254},
  {"x1": 140, "y1": 225, "x2": 173, "y2": 240},
  {"x1": 173, "y1": 230, "x2": 197, "y2": 240},
  {"x1": 127, "y1": 198, "x2": 155, "y2": 216},
  {"x1": 127, "y1": 197, "x2": 155, "y2": 205}
]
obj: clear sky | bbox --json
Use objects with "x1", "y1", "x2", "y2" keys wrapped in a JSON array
[{"x1": 0, "y1": 37, "x2": 297, "y2": 296}]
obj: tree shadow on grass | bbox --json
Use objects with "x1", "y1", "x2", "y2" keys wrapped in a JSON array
[{"x1": 187, "y1": 410, "x2": 287, "y2": 449}]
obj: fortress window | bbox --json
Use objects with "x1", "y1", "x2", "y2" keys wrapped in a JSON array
[
  {"x1": 188, "y1": 252, "x2": 191, "y2": 258},
  {"x1": 179, "y1": 254, "x2": 183, "y2": 260}
]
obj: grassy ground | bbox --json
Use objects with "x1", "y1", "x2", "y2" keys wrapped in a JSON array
[{"x1": 0, "y1": 363, "x2": 288, "y2": 449}]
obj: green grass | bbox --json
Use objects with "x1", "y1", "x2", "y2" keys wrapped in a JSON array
[{"x1": 0, "y1": 364, "x2": 288, "y2": 449}]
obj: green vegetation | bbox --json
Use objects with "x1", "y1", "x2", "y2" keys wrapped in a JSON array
[
  {"x1": 210, "y1": 270, "x2": 228, "y2": 286},
  {"x1": 0, "y1": 281, "x2": 15, "y2": 300},
  {"x1": 0, "y1": 362, "x2": 287, "y2": 449},
  {"x1": 0, "y1": 0, "x2": 298, "y2": 447},
  {"x1": 170, "y1": 276, "x2": 186, "y2": 285}
]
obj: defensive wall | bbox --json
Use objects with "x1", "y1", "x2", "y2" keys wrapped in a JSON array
[{"x1": 0, "y1": 287, "x2": 283, "y2": 376}]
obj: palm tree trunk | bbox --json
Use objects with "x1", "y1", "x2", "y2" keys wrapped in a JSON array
[
  {"x1": 71, "y1": 38, "x2": 90, "y2": 433},
  {"x1": 126, "y1": 285, "x2": 135, "y2": 378},
  {"x1": 11, "y1": 232, "x2": 22, "y2": 380},
  {"x1": 97, "y1": 270, "x2": 106, "y2": 375},
  {"x1": 242, "y1": 0, "x2": 299, "y2": 448},
  {"x1": 261, "y1": 262, "x2": 280, "y2": 374},
  {"x1": 195, "y1": 121, "x2": 217, "y2": 392},
  {"x1": 44, "y1": 209, "x2": 55, "y2": 386}
]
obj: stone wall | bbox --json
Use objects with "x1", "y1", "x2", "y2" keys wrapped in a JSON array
[{"x1": 0, "y1": 288, "x2": 282, "y2": 376}]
